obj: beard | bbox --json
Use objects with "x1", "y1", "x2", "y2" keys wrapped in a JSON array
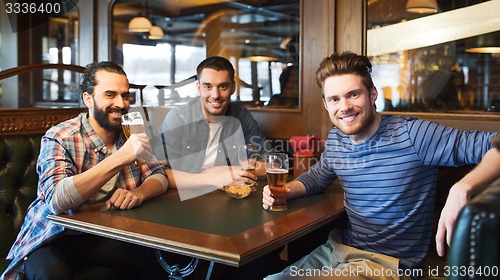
[
  {"x1": 333, "y1": 105, "x2": 377, "y2": 136},
  {"x1": 93, "y1": 101, "x2": 127, "y2": 133}
]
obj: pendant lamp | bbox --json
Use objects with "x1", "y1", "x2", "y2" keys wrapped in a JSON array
[
  {"x1": 128, "y1": 16, "x2": 152, "y2": 33},
  {"x1": 242, "y1": 47, "x2": 278, "y2": 62},
  {"x1": 466, "y1": 32, "x2": 500, "y2": 54},
  {"x1": 406, "y1": 0, "x2": 438, "y2": 14},
  {"x1": 148, "y1": 25, "x2": 164, "y2": 40}
]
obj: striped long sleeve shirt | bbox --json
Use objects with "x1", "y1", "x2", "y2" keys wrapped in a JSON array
[{"x1": 296, "y1": 115, "x2": 499, "y2": 270}]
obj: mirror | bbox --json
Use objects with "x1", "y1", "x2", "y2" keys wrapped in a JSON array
[
  {"x1": 0, "y1": 4, "x2": 80, "y2": 108},
  {"x1": 111, "y1": 0, "x2": 300, "y2": 110},
  {"x1": 367, "y1": 0, "x2": 500, "y2": 114}
]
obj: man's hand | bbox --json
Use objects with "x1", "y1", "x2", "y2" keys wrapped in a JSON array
[
  {"x1": 106, "y1": 188, "x2": 143, "y2": 210},
  {"x1": 120, "y1": 133, "x2": 155, "y2": 164},
  {"x1": 262, "y1": 184, "x2": 291, "y2": 210},
  {"x1": 436, "y1": 148, "x2": 500, "y2": 257},
  {"x1": 262, "y1": 185, "x2": 274, "y2": 210},
  {"x1": 435, "y1": 182, "x2": 470, "y2": 257},
  {"x1": 202, "y1": 165, "x2": 257, "y2": 189}
]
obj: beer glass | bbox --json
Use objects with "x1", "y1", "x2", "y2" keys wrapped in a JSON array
[
  {"x1": 121, "y1": 112, "x2": 145, "y2": 165},
  {"x1": 265, "y1": 153, "x2": 289, "y2": 211},
  {"x1": 238, "y1": 144, "x2": 259, "y2": 176}
]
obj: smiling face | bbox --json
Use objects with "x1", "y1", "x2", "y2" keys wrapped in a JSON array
[
  {"x1": 83, "y1": 70, "x2": 130, "y2": 132},
  {"x1": 197, "y1": 68, "x2": 235, "y2": 122},
  {"x1": 322, "y1": 73, "x2": 380, "y2": 143}
]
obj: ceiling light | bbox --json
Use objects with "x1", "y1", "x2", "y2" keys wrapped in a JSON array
[
  {"x1": 244, "y1": 55, "x2": 279, "y2": 62},
  {"x1": 406, "y1": 0, "x2": 438, "y2": 14},
  {"x1": 242, "y1": 46, "x2": 279, "y2": 62},
  {"x1": 128, "y1": 16, "x2": 152, "y2": 33},
  {"x1": 466, "y1": 46, "x2": 500, "y2": 54},
  {"x1": 466, "y1": 32, "x2": 500, "y2": 54},
  {"x1": 148, "y1": 26, "x2": 164, "y2": 39}
]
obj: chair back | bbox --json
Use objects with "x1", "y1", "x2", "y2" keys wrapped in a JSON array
[{"x1": 447, "y1": 180, "x2": 500, "y2": 280}]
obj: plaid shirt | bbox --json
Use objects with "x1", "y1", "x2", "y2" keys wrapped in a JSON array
[{"x1": 2, "y1": 113, "x2": 166, "y2": 280}]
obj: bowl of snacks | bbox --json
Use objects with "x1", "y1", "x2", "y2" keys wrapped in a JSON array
[{"x1": 223, "y1": 180, "x2": 255, "y2": 199}]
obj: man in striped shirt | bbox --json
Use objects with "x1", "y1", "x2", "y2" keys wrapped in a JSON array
[
  {"x1": 263, "y1": 51, "x2": 500, "y2": 279},
  {"x1": 2, "y1": 62, "x2": 168, "y2": 280}
]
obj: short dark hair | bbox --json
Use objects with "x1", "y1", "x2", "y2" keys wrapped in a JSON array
[
  {"x1": 196, "y1": 56, "x2": 235, "y2": 83},
  {"x1": 80, "y1": 61, "x2": 127, "y2": 95},
  {"x1": 315, "y1": 51, "x2": 374, "y2": 98}
]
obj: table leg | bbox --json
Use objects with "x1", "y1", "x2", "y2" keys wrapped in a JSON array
[
  {"x1": 155, "y1": 249, "x2": 214, "y2": 280},
  {"x1": 205, "y1": 261, "x2": 214, "y2": 280}
]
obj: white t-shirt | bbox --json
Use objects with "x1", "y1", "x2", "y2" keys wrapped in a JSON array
[{"x1": 201, "y1": 122, "x2": 223, "y2": 170}]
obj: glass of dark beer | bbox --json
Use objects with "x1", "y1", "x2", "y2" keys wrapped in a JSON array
[{"x1": 265, "y1": 153, "x2": 289, "y2": 211}]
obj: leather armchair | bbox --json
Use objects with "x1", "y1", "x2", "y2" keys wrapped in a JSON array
[
  {"x1": 447, "y1": 179, "x2": 500, "y2": 280},
  {"x1": 0, "y1": 135, "x2": 41, "y2": 272},
  {"x1": 0, "y1": 134, "x2": 125, "y2": 279}
]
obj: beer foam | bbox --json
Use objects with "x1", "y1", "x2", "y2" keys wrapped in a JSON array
[
  {"x1": 267, "y1": 168, "x2": 288, "y2": 174},
  {"x1": 124, "y1": 118, "x2": 144, "y2": 125}
]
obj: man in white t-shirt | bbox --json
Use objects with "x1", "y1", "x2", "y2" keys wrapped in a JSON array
[
  {"x1": 157, "y1": 56, "x2": 270, "y2": 193},
  {"x1": 156, "y1": 56, "x2": 278, "y2": 280}
]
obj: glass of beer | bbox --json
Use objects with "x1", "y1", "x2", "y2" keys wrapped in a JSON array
[
  {"x1": 121, "y1": 112, "x2": 146, "y2": 165},
  {"x1": 265, "y1": 152, "x2": 289, "y2": 211},
  {"x1": 238, "y1": 144, "x2": 259, "y2": 176}
]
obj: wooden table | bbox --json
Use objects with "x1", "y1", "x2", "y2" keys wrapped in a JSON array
[{"x1": 48, "y1": 180, "x2": 345, "y2": 278}]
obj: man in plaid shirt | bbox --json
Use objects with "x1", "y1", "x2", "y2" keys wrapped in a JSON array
[{"x1": 2, "y1": 61, "x2": 168, "y2": 280}]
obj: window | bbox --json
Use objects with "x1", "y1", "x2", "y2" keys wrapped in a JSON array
[{"x1": 120, "y1": 43, "x2": 204, "y2": 105}]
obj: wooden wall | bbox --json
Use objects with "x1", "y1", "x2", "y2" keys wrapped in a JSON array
[{"x1": 0, "y1": 108, "x2": 84, "y2": 136}]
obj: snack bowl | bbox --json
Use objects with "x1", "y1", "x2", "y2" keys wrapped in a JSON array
[{"x1": 223, "y1": 180, "x2": 255, "y2": 199}]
